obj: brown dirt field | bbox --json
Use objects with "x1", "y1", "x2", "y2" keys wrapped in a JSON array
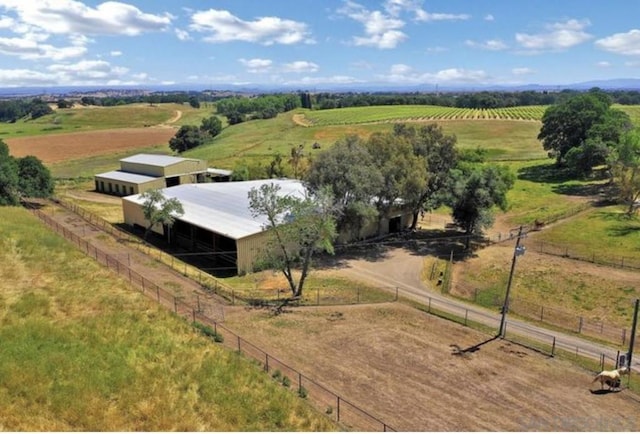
[
  {"x1": 223, "y1": 303, "x2": 640, "y2": 431},
  {"x1": 5, "y1": 127, "x2": 177, "y2": 164}
]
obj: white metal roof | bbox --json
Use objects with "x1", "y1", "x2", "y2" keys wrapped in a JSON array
[
  {"x1": 123, "y1": 179, "x2": 307, "y2": 240},
  {"x1": 120, "y1": 153, "x2": 194, "y2": 167},
  {"x1": 206, "y1": 168, "x2": 233, "y2": 176},
  {"x1": 95, "y1": 170, "x2": 160, "y2": 184}
]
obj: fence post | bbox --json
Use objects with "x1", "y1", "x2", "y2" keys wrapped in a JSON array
[
  {"x1": 156, "y1": 286, "x2": 160, "y2": 302},
  {"x1": 237, "y1": 336, "x2": 241, "y2": 353},
  {"x1": 192, "y1": 309, "x2": 195, "y2": 323},
  {"x1": 464, "y1": 309, "x2": 468, "y2": 326},
  {"x1": 265, "y1": 354, "x2": 269, "y2": 373},
  {"x1": 395, "y1": 287, "x2": 399, "y2": 301},
  {"x1": 174, "y1": 296, "x2": 178, "y2": 313},
  {"x1": 357, "y1": 287, "x2": 360, "y2": 304},
  {"x1": 428, "y1": 296, "x2": 431, "y2": 313},
  {"x1": 337, "y1": 397, "x2": 340, "y2": 422},
  {"x1": 317, "y1": 287, "x2": 320, "y2": 306},
  {"x1": 540, "y1": 306, "x2": 544, "y2": 322},
  {"x1": 551, "y1": 336, "x2": 556, "y2": 357},
  {"x1": 578, "y1": 317, "x2": 583, "y2": 334},
  {"x1": 298, "y1": 373, "x2": 302, "y2": 395}
]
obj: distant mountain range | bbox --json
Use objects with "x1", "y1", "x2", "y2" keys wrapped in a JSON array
[{"x1": 0, "y1": 78, "x2": 639, "y2": 98}]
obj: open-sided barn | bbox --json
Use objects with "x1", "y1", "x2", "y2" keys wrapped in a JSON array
[{"x1": 122, "y1": 179, "x2": 413, "y2": 275}]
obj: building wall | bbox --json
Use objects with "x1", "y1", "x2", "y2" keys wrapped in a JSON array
[
  {"x1": 120, "y1": 159, "x2": 207, "y2": 178},
  {"x1": 122, "y1": 199, "x2": 165, "y2": 235},
  {"x1": 120, "y1": 161, "x2": 166, "y2": 177},
  {"x1": 236, "y1": 231, "x2": 270, "y2": 275},
  {"x1": 163, "y1": 159, "x2": 208, "y2": 177},
  {"x1": 95, "y1": 176, "x2": 165, "y2": 196}
]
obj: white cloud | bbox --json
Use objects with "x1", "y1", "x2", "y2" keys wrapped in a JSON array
[
  {"x1": 595, "y1": 29, "x2": 640, "y2": 56},
  {"x1": 484, "y1": 14, "x2": 494, "y2": 21},
  {"x1": 0, "y1": 68, "x2": 54, "y2": 86},
  {"x1": 337, "y1": 1, "x2": 406, "y2": 49},
  {"x1": 383, "y1": 0, "x2": 470, "y2": 22},
  {"x1": 189, "y1": 9, "x2": 313, "y2": 45},
  {"x1": 0, "y1": 1, "x2": 172, "y2": 36},
  {"x1": 596, "y1": 61, "x2": 611, "y2": 68},
  {"x1": 110, "y1": 50, "x2": 122, "y2": 57},
  {"x1": 283, "y1": 75, "x2": 363, "y2": 85},
  {"x1": 238, "y1": 58, "x2": 273, "y2": 73},
  {"x1": 414, "y1": 10, "x2": 470, "y2": 22},
  {"x1": 48, "y1": 59, "x2": 128, "y2": 80},
  {"x1": 512, "y1": 67, "x2": 534, "y2": 75},
  {"x1": 175, "y1": 28, "x2": 191, "y2": 41},
  {"x1": 516, "y1": 19, "x2": 592, "y2": 51},
  {"x1": 378, "y1": 66, "x2": 488, "y2": 83},
  {"x1": 282, "y1": 61, "x2": 319, "y2": 73},
  {"x1": 390, "y1": 63, "x2": 412, "y2": 74},
  {"x1": 465, "y1": 39, "x2": 507, "y2": 51},
  {"x1": 0, "y1": 35, "x2": 87, "y2": 60}
]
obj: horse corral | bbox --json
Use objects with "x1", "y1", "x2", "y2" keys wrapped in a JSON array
[{"x1": 223, "y1": 303, "x2": 640, "y2": 431}]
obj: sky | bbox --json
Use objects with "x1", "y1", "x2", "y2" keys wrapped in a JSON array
[{"x1": 0, "y1": 0, "x2": 639, "y2": 89}]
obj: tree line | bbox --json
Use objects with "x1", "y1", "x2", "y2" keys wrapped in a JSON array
[{"x1": 309, "y1": 88, "x2": 640, "y2": 110}]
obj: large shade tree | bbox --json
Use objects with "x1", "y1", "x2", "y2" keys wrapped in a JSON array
[
  {"x1": 538, "y1": 89, "x2": 631, "y2": 170},
  {"x1": 0, "y1": 139, "x2": 53, "y2": 205},
  {"x1": 446, "y1": 164, "x2": 515, "y2": 249},
  {"x1": 393, "y1": 123, "x2": 458, "y2": 229},
  {"x1": 609, "y1": 129, "x2": 640, "y2": 215},
  {"x1": 305, "y1": 135, "x2": 383, "y2": 240},
  {"x1": 248, "y1": 183, "x2": 338, "y2": 298}
]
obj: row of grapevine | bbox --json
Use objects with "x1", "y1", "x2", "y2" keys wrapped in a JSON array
[{"x1": 303, "y1": 105, "x2": 548, "y2": 126}]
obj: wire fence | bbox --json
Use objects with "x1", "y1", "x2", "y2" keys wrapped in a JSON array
[{"x1": 27, "y1": 203, "x2": 397, "y2": 432}]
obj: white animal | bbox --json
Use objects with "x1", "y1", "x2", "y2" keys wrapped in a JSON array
[{"x1": 592, "y1": 367, "x2": 628, "y2": 390}]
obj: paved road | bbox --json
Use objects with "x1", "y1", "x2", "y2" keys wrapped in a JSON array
[{"x1": 336, "y1": 247, "x2": 638, "y2": 371}]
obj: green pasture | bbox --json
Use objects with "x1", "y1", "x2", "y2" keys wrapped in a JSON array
[
  {"x1": 182, "y1": 110, "x2": 546, "y2": 172},
  {"x1": 0, "y1": 207, "x2": 335, "y2": 431},
  {"x1": 0, "y1": 103, "x2": 210, "y2": 139}
]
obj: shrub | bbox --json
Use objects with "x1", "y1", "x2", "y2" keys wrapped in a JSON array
[
  {"x1": 298, "y1": 386, "x2": 308, "y2": 399},
  {"x1": 272, "y1": 369, "x2": 282, "y2": 381},
  {"x1": 282, "y1": 376, "x2": 291, "y2": 388}
]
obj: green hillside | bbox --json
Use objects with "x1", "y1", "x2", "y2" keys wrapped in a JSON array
[{"x1": 0, "y1": 207, "x2": 335, "y2": 431}]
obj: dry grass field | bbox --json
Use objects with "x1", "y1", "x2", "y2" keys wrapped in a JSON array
[
  {"x1": 223, "y1": 302, "x2": 640, "y2": 431},
  {"x1": 5, "y1": 127, "x2": 176, "y2": 164}
]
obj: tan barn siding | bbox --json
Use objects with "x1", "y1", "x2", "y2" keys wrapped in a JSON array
[
  {"x1": 120, "y1": 161, "x2": 165, "y2": 177},
  {"x1": 122, "y1": 199, "x2": 165, "y2": 235},
  {"x1": 236, "y1": 232, "x2": 270, "y2": 275},
  {"x1": 164, "y1": 160, "x2": 208, "y2": 177}
]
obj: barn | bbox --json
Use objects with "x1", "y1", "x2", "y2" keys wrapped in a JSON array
[
  {"x1": 94, "y1": 153, "x2": 209, "y2": 196},
  {"x1": 122, "y1": 178, "x2": 414, "y2": 275},
  {"x1": 122, "y1": 179, "x2": 307, "y2": 274}
]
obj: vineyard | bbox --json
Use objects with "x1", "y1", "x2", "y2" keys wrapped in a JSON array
[{"x1": 300, "y1": 105, "x2": 548, "y2": 126}]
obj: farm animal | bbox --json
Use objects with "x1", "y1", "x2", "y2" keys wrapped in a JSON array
[{"x1": 592, "y1": 367, "x2": 628, "y2": 390}]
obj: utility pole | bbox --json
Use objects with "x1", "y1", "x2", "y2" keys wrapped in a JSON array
[
  {"x1": 627, "y1": 299, "x2": 639, "y2": 369},
  {"x1": 498, "y1": 226, "x2": 526, "y2": 338}
]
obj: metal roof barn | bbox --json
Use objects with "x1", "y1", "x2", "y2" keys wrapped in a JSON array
[{"x1": 122, "y1": 179, "x2": 308, "y2": 274}]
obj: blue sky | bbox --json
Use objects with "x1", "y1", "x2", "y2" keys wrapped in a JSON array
[{"x1": 0, "y1": 0, "x2": 638, "y2": 88}]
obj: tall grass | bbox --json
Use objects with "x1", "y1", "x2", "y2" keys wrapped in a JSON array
[{"x1": 0, "y1": 207, "x2": 335, "y2": 431}]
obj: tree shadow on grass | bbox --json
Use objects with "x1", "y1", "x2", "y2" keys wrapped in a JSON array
[{"x1": 517, "y1": 162, "x2": 576, "y2": 184}]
